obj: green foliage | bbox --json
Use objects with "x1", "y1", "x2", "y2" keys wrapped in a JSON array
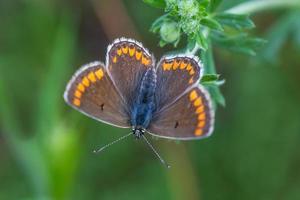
[
  {"x1": 215, "y1": 13, "x2": 255, "y2": 30},
  {"x1": 147, "y1": 0, "x2": 268, "y2": 108},
  {"x1": 201, "y1": 43, "x2": 226, "y2": 107},
  {"x1": 200, "y1": 17, "x2": 223, "y2": 31},
  {"x1": 201, "y1": 73, "x2": 226, "y2": 107},
  {"x1": 211, "y1": 32, "x2": 267, "y2": 55},
  {"x1": 201, "y1": 74, "x2": 225, "y2": 87}
]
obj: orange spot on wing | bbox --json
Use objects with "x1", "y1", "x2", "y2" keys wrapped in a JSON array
[
  {"x1": 113, "y1": 56, "x2": 117, "y2": 63},
  {"x1": 180, "y1": 62, "x2": 187, "y2": 69},
  {"x1": 88, "y1": 72, "x2": 97, "y2": 83},
  {"x1": 142, "y1": 55, "x2": 150, "y2": 65},
  {"x1": 135, "y1": 50, "x2": 142, "y2": 60},
  {"x1": 163, "y1": 61, "x2": 173, "y2": 71},
  {"x1": 82, "y1": 77, "x2": 90, "y2": 87},
  {"x1": 195, "y1": 129, "x2": 203, "y2": 136},
  {"x1": 73, "y1": 98, "x2": 81, "y2": 106},
  {"x1": 122, "y1": 46, "x2": 128, "y2": 54},
  {"x1": 173, "y1": 60, "x2": 180, "y2": 70},
  {"x1": 189, "y1": 90, "x2": 198, "y2": 101},
  {"x1": 186, "y1": 63, "x2": 192, "y2": 71},
  {"x1": 194, "y1": 97, "x2": 202, "y2": 106},
  {"x1": 198, "y1": 113, "x2": 206, "y2": 120},
  {"x1": 95, "y1": 69, "x2": 104, "y2": 80},
  {"x1": 189, "y1": 77, "x2": 194, "y2": 84},
  {"x1": 129, "y1": 47, "x2": 135, "y2": 57},
  {"x1": 196, "y1": 105, "x2": 204, "y2": 114},
  {"x1": 74, "y1": 90, "x2": 82, "y2": 98},
  {"x1": 189, "y1": 69, "x2": 195, "y2": 75},
  {"x1": 77, "y1": 83, "x2": 85, "y2": 92},
  {"x1": 172, "y1": 60, "x2": 179, "y2": 70},
  {"x1": 197, "y1": 121, "x2": 205, "y2": 128},
  {"x1": 117, "y1": 48, "x2": 122, "y2": 56}
]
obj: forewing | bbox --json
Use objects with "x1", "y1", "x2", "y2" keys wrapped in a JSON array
[
  {"x1": 64, "y1": 61, "x2": 130, "y2": 128},
  {"x1": 155, "y1": 55, "x2": 203, "y2": 111},
  {"x1": 106, "y1": 38, "x2": 155, "y2": 106},
  {"x1": 148, "y1": 85, "x2": 214, "y2": 140}
]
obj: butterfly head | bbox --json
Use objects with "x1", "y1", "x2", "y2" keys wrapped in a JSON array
[{"x1": 132, "y1": 126, "x2": 145, "y2": 139}]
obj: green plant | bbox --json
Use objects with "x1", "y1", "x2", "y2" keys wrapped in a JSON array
[{"x1": 144, "y1": 0, "x2": 300, "y2": 108}]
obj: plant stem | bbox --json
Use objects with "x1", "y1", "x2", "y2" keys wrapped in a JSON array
[
  {"x1": 186, "y1": 29, "x2": 209, "y2": 55},
  {"x1": 187, "y1": 43, "x2": 200, "y2": 55},
  {"x1": 201, "y1": 40, "x2": 225, "y2": 108},
  {"x1": 226, "y1": 0, "x2": 300, "y2": 15}
]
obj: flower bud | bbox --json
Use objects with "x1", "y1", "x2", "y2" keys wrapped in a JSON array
[{"x1": 160, "y1": 21, "x2": 180, "y2": 43}]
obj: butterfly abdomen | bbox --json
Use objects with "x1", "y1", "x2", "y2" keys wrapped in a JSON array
[{"x1": 130, "y1": 68, "x2": 157, "y2": 128}]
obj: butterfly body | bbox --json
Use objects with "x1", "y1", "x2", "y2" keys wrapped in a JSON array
[
  {"x1": 130, "y1": 68, "x2": 157, "y2": 133},
  {"x1": 64, "y1": 38, "x2": 214, "y2": 141}
]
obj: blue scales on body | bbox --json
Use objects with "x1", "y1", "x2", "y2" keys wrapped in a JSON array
[{"x1": 130, "y1": 68, "x2": 157, "y2": 138}]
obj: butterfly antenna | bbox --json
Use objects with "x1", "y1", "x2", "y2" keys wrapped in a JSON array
[
  {"x1": 142, "y1": 134, "x2": 171, "y2": 169},
  {"x1": 93, "y1": 132, "x2": 132, "y2": 154}
]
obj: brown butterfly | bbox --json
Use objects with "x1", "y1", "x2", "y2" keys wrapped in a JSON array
[{"x1": 64, "y1": 38, "x2": 214, "y2": 167}]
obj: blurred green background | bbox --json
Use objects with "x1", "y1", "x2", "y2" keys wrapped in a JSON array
[{"x1": 1, "y1": 0, "x2": 300, "y2": 199}]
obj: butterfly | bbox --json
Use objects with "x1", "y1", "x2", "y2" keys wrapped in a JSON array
[{"x1": 64, "y1": 38, "x2": 214, "y2": 165}]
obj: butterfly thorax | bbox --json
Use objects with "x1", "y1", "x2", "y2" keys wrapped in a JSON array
[{"x1": 130, "y1": 68, "x2": 157, "y2": 137}]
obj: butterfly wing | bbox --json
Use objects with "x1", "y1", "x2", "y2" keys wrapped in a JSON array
[
  {"x1": 148, "y1": 85, "x2": 214, "y2": 140},
  {"x1": 64, "y1": 61, "x2": 130, "y2": 128},
  {"x1": 155, "y1": 55, "x2": 202, "y2": 111},
  {"x1": 106, "y1": 38, "x2": 155, "y2": 106},
  {"x1": 148, "y1": 55, "x2": 214, "y2": 139}
]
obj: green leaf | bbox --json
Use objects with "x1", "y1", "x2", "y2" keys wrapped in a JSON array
[
  {"x1": 198, "y1": 0, "x2": 210, "y2": 9},
  {"x1": 201, "y1": 17, "x2": 223, "y2": 31},
  {"x1": 150, "y1": 14, "x2": 170, "y2": 33},
  {"x1": 200, "y1": 74, "x2": 225, "y2": 86},
  {"x1": 206, "y1": 85, "x2": 226, "y2": 107},
  {"x1": 201, "y1": 74, "x2": 220, "y2": 82},
  {"x1": 210, "y1": 0, "x2": 223, "y2": 12},
  {"x1": 202, "y1": 80, "x2": 225, "y2": 87},
  {"x1": 215, "y1": 13, "x2": 255, "y2": 30},
  {"x1": 159, "y1": 40, "x2": 167, "y2": 47},
  {"x1": 143, "y1": 0, "x2": 166, "y2": 9},
  {"x1": 211, "y1": 32, "x2": 266, "y2": 56},
  {"x1": 201, "y1": 74, "x2": 225, "y2": 87},
  {"x1": 196, "y1": 31, "x2": 208, "y2": 50}
]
